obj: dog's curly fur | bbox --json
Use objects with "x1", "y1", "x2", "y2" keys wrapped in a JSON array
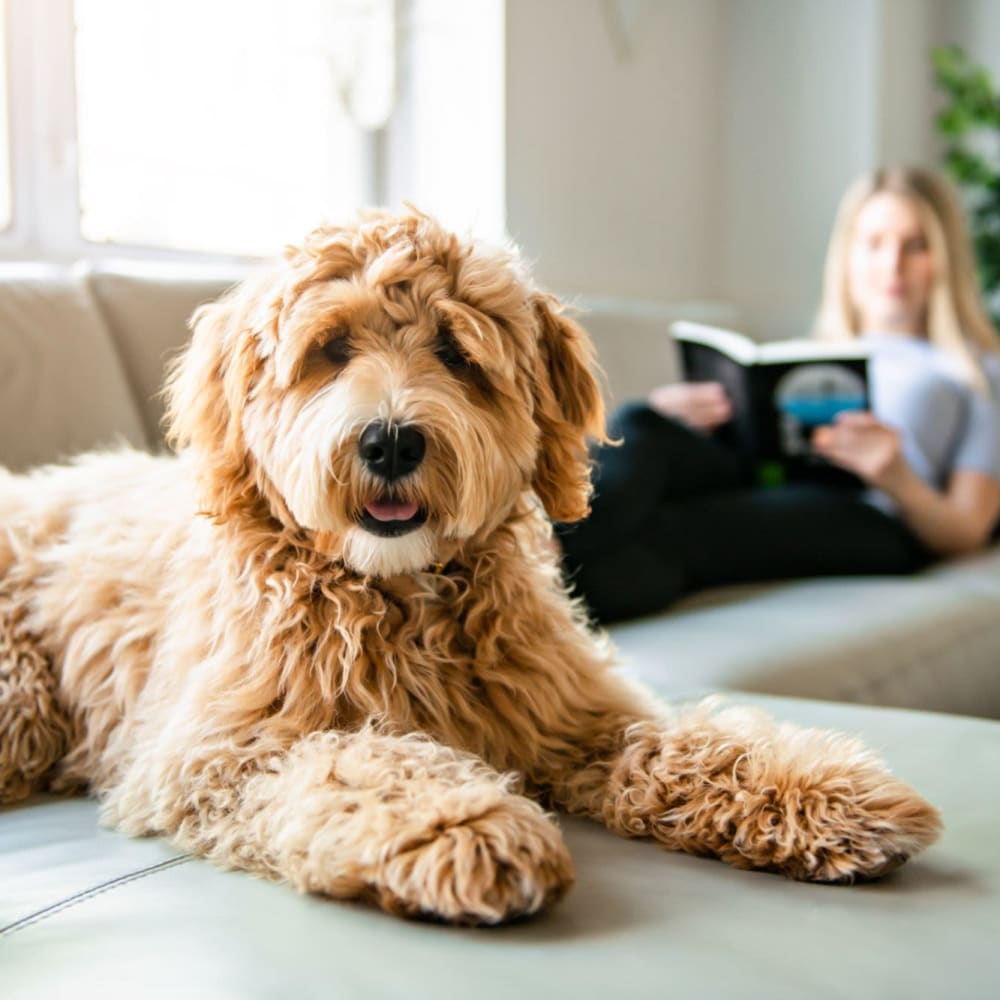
[{"x1": 0, "y1": 211, "x2": 941, "y2": 923}]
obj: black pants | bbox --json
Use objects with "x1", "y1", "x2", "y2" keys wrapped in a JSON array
[{"x1": 556, "y1": 403, "x2": 933, "y2": 624}]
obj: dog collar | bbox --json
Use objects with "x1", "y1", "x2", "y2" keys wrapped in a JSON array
[{"x1": 427, "y1": 559, "x2": 464, "y2": 576}]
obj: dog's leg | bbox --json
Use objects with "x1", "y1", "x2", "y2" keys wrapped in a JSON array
[
  {"x1": 557, "y1": 698, "x2": 941, "y2": 883},
  {"x1": 108, "y1": 728, "x2": 573, "y2": 924},
  {"x1": 450, "y1": 587, "x2": 940, "y2": 883},
  {"x1": 0, "y1": 610, "x2": 74, "y2": 805}
]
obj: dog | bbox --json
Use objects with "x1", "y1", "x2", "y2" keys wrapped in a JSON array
[{"x1": 0, "y1": 211, "x2": 941, "y2": 924}]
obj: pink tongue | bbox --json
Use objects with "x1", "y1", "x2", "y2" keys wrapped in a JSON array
[{"x1": 365, "y1": 500, "x2": 419, "y2": 522}]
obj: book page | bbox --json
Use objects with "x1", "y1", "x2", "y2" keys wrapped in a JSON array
[
  {"x1": 755, "y1": 339, "x2": 870, "y2": 364},
  {"x1": 670, "y1": 321, "x2": 758, "y2": 365}
]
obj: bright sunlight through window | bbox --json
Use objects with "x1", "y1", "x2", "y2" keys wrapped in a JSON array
[{"x1": 74, "y1": 0, "x2": 391, "y2": 256}]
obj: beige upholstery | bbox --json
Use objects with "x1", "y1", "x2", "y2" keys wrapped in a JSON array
[
  {"x1": 0, "y1": 265, "x2": 148, "y2": 470},
  {"x1": 3, "y1": 694, "x2": 999, "y2": 999},
  {"x1": 83, "y1": 262, "x2": 241, "y2": 445},
  {"x1": 613, "y1": 553, "x2": 1000, "y2": 719}
]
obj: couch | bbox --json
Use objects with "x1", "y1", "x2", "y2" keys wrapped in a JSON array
[{"x1": 2, "y1": 262, "x2": 999, "y2": 997}]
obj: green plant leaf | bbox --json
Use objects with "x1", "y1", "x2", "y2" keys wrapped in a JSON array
[{"x1": 937, "y1": 107, "x2": 970, "y2": 136}]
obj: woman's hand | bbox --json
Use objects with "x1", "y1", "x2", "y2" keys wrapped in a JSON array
[
  {"x1": 814, "y1": 412, "x2": 1000, "y2": 557},
  {"x1": 648, "y1": 381, "x2": 732, "y2": 432},
  {"x1": 811, "y1": 411, "x2": 906, "y2": 489}
]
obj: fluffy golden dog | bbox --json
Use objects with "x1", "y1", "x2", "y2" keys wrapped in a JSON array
[{"x1": 1, "y1": 212, "x2": 940, "y2": 923}]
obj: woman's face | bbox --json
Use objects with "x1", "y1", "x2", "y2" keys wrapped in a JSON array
[{"x1": 847, "y1": 192, "x2": 936, "y2": 335}]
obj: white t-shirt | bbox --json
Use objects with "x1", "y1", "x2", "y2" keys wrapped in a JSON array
[{"x1": 864, "y1": 333, "x2": 1000, "y2": 507}]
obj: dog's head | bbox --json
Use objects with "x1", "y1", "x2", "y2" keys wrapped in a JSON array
[{"x1": 164, "y1": 211, "x2": 606, "y2": 577}]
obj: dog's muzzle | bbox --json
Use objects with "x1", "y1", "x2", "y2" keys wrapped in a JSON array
[{"x1": 358, "y1": 421, "x2": 428, "y2": 538}]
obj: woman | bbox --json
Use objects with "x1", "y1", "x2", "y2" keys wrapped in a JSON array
[{"x1": 559, "y1": 166, "x2": 1000, "y2": 623}]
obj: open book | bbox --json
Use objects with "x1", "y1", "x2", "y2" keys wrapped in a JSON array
[{"x1": 671, "y1": 321, "x2": 871, "y2": 487}]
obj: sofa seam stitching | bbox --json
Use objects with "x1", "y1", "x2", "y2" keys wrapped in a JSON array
[{"x1": 0, "y1": 854, "x2": 194, "y2": 937}]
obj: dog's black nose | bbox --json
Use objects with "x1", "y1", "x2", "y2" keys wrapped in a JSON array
[{"x1": 359, "y1": 422, "x2": 426, "y2": 481}]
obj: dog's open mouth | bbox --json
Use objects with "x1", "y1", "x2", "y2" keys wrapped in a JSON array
[{"x1": 359, "y1": 496, "x2": 428, "y2": 538}]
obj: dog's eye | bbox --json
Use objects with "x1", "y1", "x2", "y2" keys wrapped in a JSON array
[
  {"x1": 322, "y1": 335, "x2": 353, "y2": 366},
  {"x1": 435, "y1": 329, "x2": 468, "y2": 372}
]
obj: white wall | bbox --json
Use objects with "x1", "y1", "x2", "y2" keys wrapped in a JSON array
[
  {"x1": 504, "y1": 0, "x2": 726, "y2": 302},
  {"x1": 503, "y1": 0, "x2": 998, "y2": 341},
  {"x1": 718, "y1": 0, "x2": 881, "y2": 339}
]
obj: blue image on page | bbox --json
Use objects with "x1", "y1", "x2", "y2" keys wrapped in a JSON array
[
  {"x1": 774, "y1": 363, "x2": 867, "y2": 458},
  {"x1": 775, "y1": 364, "x2": 867, "y2": 427}
]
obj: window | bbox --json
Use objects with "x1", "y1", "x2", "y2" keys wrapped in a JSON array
[
  {"x1": 75, "y1": 0, "x2": 381, "y2": 256},
  {"x1": 0, "y1": 0, "x2": 503, "y2": 261},
  {"x1": 0, "y1": 0, "x2": 10, "y2": 232}
]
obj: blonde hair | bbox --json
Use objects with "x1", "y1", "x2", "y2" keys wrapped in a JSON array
[{"x1": 813, "y1": 165, "x2": 998, "y2": 387}]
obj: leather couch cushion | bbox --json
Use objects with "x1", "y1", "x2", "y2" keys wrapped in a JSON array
[{"x1": 2, "y1": 695, "x2": 998, "y2": 999}]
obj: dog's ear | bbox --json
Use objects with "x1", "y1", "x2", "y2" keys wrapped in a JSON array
[
  {"x1": 162, "y1": 283, "x2": 269, "y2": 520},
  {"x1": 530, "y1": 294, "x2": 608, "y2": 522}
]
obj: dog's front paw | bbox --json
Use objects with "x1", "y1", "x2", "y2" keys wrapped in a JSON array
[
  {"x1": 719, "y1": 730, "x2": 943, "y2": 883},
  {"x1": 375, "y1": 795, "x2": 574, "y2": 925}
]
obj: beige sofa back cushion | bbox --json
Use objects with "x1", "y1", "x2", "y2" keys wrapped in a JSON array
[
  {"x1": 0, "y1": 266, "x2": 149, "y2": 472},
  {"x1": 84, "y1": 263, "x2": 241, "y2": 445}
]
